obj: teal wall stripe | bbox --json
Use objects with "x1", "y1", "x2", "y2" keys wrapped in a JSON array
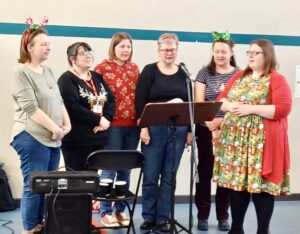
[{"x1": 1, "y1": 22, "x2": 300, "y2": 46}]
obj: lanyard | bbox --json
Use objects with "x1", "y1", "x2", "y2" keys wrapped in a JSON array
[
  {"x1": 72, "y1": 69, "x2": 98, "y2": 98},
  {"x1": 84, "y1": 78, "x2": 98, "y2": 99}
]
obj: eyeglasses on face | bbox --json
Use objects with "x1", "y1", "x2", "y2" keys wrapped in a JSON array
[
  {"x1": 160, "y1": 48, "x2": 177, "y2": 53},
  {"x1": 77, "y1": 50, "x2": 94, "y2": 57},
  {"x1": 246, "y1": 50, "x2": 264, "y2": 56}
]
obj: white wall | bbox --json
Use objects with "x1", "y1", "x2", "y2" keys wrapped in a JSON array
[{"x1": 0, "y1": 0, "x2": 299, "y2": 198}]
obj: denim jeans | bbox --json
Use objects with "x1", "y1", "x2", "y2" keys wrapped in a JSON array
[
  {"x1": 11, "y1": 131, "x2": 60, "y2": 231},
  {"x1": 100, "y1": 126, "x2": 140, "y2": 216},
  {"x1": 141, "y1": 125, "x2": 188, "y2": 223}
]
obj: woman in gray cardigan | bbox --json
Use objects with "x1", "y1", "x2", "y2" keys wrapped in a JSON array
[{"x1": 11, "y1": 26, "x2": 71, "y2": 234}]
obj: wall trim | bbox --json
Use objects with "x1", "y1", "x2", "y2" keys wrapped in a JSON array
[{"x1": 1, "y1": 22, "x2": 300, "y2": 46}]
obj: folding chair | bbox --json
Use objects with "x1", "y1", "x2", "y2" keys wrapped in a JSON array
[{"x1": 86, "y1": 150, "x2": 144, "y2": 234}]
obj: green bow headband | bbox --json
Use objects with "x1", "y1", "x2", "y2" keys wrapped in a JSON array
[{"x1": 212, "y1": 31, "x2": 230, "y2": 41}]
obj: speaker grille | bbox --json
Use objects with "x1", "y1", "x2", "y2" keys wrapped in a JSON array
[{"x1": 45, "y1": 193, "x2": 92, "y2": 234}]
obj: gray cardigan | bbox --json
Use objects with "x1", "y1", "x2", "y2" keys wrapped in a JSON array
[{"x1": 11, "y1": 64, "x2": 63, "y2": 147}]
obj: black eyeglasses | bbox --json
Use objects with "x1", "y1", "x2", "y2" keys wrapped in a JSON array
[
  {"x1": 246, "y1": 51, "x2": 264, "y2": 56},
  {"x1": 160, "y1": 48, "x2": 177, "y2": 53}
]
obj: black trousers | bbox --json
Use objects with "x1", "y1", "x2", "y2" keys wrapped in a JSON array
[
  {"x1": 61, "y1": 144, "x2": 104, "y2": 171},
  {"x1": 229, "y1": 190, "x2": 274, "y2": 234},
  {"x1": 195, "y1": 124, "x2": 229, "y2": 220}
]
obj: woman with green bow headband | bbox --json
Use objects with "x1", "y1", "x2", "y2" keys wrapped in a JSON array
[{"x1": 194, "y1": 31, "x2": 239, "y2": 231}]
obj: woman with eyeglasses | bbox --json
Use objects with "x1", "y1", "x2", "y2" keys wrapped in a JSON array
[
  {"x1": 135, "y1": 33, "x2": 192, "y2": 232},
  {"x1": 93, "y1": 32, "x2": 140, "y2": 227},
  {"x1": 213, "y1": 39, "x2": 292, "y2": 234},
  {"x1": 57, "y1": 42, "x2": 115, "y2": 171},
  {"x1": 194, "y1": 32, "x2": 239, "y2": 231}
]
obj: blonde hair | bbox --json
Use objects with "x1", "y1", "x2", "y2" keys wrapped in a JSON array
[
  {"x1": 157, "y1": 33, "x2": 179, "y2": 48},
  {"x1": 108, "y1": 32, "x2": 133, "y2": 61},
  {"x1": 18, "y1": 28, "x2": 48, "y2": 64}
]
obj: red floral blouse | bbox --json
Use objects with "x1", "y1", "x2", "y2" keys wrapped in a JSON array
[{"x1": 94, "y1": 59, "x2": 139, "y2": 126}]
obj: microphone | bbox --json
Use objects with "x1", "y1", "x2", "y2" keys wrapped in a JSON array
[{"x1": 179, "y1": 62, "x2": 193, "y2": 81}]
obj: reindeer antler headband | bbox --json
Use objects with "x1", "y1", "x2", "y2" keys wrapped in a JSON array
[{"x1": 24, "y1": 16, "x2": 49, "y2": 47}]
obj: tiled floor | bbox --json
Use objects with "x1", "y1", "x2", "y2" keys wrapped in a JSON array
[{"x1": 0, "y1": 201, "x2": 299, "y2": 234}]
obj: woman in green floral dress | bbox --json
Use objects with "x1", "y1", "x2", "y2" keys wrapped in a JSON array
[{"x1": 213, "y1": 39, "x2": 292, "y2": 234}]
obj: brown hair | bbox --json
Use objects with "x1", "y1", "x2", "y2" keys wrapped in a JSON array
[
  {"x1": 207, "y1": 39, "x2": 237, "y2": 75},
  {"x1": 18, "y1": 28, "x2": 48, "y2": 63},
  {"x1": 243, "y1": 39, "x2": 277, "y2": 77},
  {"x1": 157, "y1": 33, "x2": 179, "y2": 48},
  {"x1": 108, "y1": 32, "x2": 133, "y2": 61},
  {"x1": 66, "y1": 42, "x2": 92, "y2": 66}
]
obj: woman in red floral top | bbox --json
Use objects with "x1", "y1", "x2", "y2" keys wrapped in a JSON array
[{"x1": 94, "y1": 32, "x2": 140, "y2": 227}]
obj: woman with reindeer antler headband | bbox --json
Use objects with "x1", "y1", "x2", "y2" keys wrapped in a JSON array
[
  {"x1": 194, "y1": 31, "x2": 239, "y2": 231},
  {"x1": 10, "y1": 17, "x2": 71, "y2": 234}
]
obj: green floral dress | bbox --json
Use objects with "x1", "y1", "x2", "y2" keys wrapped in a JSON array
[{"x1": 213, "y1": 75, "x2": 290, "y2": 195}]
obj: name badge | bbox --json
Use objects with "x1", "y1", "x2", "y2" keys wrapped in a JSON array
[{"x1": 93, "y1": 104, "x2": 103, "y2": 114}]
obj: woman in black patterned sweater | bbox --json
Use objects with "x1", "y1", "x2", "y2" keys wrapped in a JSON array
[{"x1": 58, "y1": 42, "x2": 115, "y2": 171}]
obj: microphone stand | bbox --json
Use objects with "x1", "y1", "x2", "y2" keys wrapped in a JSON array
[{"x1": 184, "y1": 71, "x2": 198, "y2": 233}]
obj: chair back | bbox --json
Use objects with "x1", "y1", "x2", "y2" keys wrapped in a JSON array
[{"x1": 86, "y1": 150, "x2": 144, "y2": 171}]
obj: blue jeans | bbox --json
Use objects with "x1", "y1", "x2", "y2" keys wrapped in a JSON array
[
  {"x1": 141, "y1": 125, "x2": 188, "y2": 223},
  {"x1": 100, "y1": 126, "x2": 140, "y2": 216},
  {"x1": 11, "y1": 131, "x2": 60, "y2": 230}
]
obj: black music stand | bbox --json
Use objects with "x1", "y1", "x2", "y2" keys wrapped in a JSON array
[{"x1": 139, "y1": 101, "x2": 222, "y2": 234}]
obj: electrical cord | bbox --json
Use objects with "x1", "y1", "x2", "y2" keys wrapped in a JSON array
[
  {"x1": 0, "y1": 219, "x2": 15, "y2": 234},
  {"x1": 52, "y1": 189, "x2": 62, "y2": 234},
  {"x1": 44, "y1": 187, "x2": 53, "y2": 232}
]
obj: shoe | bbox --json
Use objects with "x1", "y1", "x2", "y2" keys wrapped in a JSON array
[
  {"x1": 92, "y1": 200, "x2": 100, "y2": 213},
  {"x1": 101, "y1": 214, "x2": 120, "y2": 227},
  {"x1": 115, "y1": 212, "x2": 130, "y2": 226},
  {"x1": 21, "y1": 225, "x2": 42, "y2": 234},
  {"x1": 228, "y1": 227, "x2": 245, "y2": 234},
  {"x1": 197, "y1": 219, "x2": 208, "y2": 230},
  {"x1": 36, "y1": 223, "x2": 44, "y2": 229},
  {"x1": 140, "y1": 220, "x2": 155, "y2": 230},
  {"x1": 218, "y1": 219, "x2": 230, "y2": 231},
  {"x1": 160, "y1": 223, "x2": 171, "y2": 233}
]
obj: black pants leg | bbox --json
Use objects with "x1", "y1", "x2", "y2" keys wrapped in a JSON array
[
  {"x1": 216, "y1": 186, "x2": 230, "y2": 220},
  {"x1": 195, "y1": 124, "x2": 229, "y2": 220},
  {"x1": 61, "y1": 144, "x2": 104, "y2": 171},
  {"x1": 252, "y1": 192, "x2": 274, "y2": 234},
  {"x1": 229, "y1": 190, "x2": 250, "y2": 234}
]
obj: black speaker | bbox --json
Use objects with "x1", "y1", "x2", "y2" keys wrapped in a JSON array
[{"x1": 44, "y1": 193, "x2": 92, "y2": 234}]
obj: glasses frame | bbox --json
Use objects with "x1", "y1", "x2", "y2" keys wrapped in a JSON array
[
  {"x1": 76, "y1": 50, "x2": 94, "y2": 57},
  {"x1": 159, "y1": 48, "x2": 177, "y2": 54},
  {"x1": 246, "y1": 50, "x2": 264, "y2": 56}
]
